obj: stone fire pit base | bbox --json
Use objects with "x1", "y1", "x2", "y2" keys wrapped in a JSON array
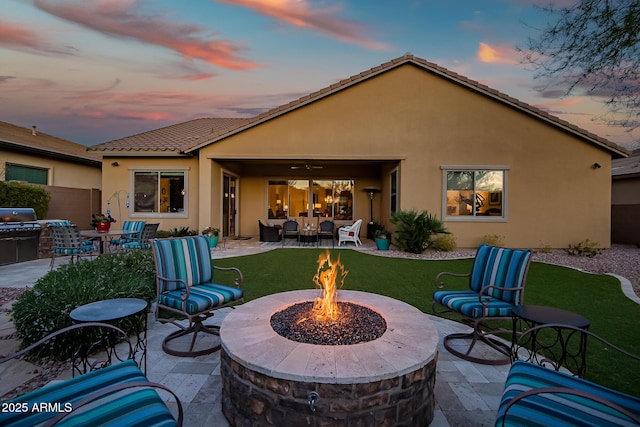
[{"x1": 220, "y1": 290, "x2": 439, "y2": 426}]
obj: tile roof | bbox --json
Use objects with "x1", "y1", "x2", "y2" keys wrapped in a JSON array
[
  {"x1": 0, "y1": 121, "x2": 101, "y2": 166},
  {"x1": 89, "y1": 118, "x2": 249, "y2": 154},
  {"x1": 91, "y1": 54, "x2": 630, "y2": 159}
]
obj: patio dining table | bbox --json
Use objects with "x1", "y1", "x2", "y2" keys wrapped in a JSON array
[{"x1": 80, "y1": 229, "x2": 136, "y2": 254}]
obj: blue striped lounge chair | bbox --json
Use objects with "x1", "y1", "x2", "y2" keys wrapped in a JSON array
[
  {"x1": 151, "y1": 236, "x2": 244, "y2": 357},
  {"x1": 433, "y1": 244, "x2": 532, "y2": 365}
]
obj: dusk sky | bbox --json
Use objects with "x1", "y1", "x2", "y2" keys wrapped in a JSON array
[{"x1": 1, "y1": 0, "x2": 638, "y2": 149}]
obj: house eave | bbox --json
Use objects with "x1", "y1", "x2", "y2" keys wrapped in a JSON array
[{"x1": 0, "y1": 140, "x2": 102, "y2": 167}]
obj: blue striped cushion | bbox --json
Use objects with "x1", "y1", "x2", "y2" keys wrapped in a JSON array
[
  {"x1": 469, "y1": 245, "x2": 531, "y2": 304},
  {"x1": 122, "y1": 242, "x2": 151, "y2": 250},
  {"x1": 152, "y1": 237, "x2": 213, "y2": 291},
  {"x1": 159, "y1": 283, "x2": 244, "y2": 313},
  {"x1": 0, "y1": 360, "x2": 176, "y2": 427},
  {"x1": 55, "y1": 246, "x2": 95, "y2": 255},
  {"x1": 433, "y1": 291, "x2": 515, "y2": 318},
  {"x1": 496, "y1": 361, "x2": 640, "y2": 427}
]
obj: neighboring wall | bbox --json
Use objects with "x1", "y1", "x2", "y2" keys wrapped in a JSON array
[
  {"x1": 611, "y1": 177, "x2": 640, "y2": 245},
  {"x1": 43, "y1": 186, "x2": 101, "y2": 228}
]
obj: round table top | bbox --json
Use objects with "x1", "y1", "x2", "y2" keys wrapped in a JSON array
[
  {"x1": 70, "y1": 298, "x2": 147, "y2": 322},
  {"x1": 512, "y1": 305, "x2": 590, "y2": 328}
]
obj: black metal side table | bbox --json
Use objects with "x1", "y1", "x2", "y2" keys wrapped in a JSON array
[
  {"x1": 511, "y1": 305, "x2": 590, "y2": 377},
  {"x1": 69, "y1": 298, "x2": 148, "y2": 375}
]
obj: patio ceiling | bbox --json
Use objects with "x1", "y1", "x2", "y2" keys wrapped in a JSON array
[{"x1": 216, "y1": 159, "x2": 399, "y2": 178}]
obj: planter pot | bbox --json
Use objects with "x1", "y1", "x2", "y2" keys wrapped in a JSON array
[
  {"x1": 375, "y1": 237, "x2": 391, "y2": 250},
  {"x1": 205, "y1": 235, "x2": 219, "y2": 248},
  {"x1": 96, "y1": 222, "x2": 111, "y2": 233}
]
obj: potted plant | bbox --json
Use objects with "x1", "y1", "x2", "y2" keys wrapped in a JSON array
[
  {"x1": 202, "y1": 226, "x2": 220, "y2": 248},
  {"x1": 91, "y1": 213, "x2": 116, "y2": 232},
  {"x1": 374, "y1": 229, "x2": 391, "y2": 250}
]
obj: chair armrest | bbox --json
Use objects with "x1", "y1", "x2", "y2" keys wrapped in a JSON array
[
  {"x1": 213, "y1": 265, "x2": 244, "y2": 288},
  {"x1": 157, "y1": 274, "x2": 191, "y2": 300},
  {"x1": 434, "y1": 271, "x2": 470, "y2": 289},
  {"x1": 44, "y1": 381, "x2": 184, "y2": 427},
  {"x1": 500, "y1": 386, "x2": 640, "y2": 426}
]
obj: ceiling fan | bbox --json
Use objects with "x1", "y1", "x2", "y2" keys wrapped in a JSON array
[{"x1": 290, "y1": 164, "x2": 323, "y2": 170}]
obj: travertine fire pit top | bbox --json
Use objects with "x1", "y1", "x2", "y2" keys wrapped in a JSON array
[{"x1": 220, "y1": 290, "x2": 439, "y2": 383}]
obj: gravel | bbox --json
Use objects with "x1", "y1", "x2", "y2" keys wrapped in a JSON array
[{"x1": 271, "y1": 301, "x2": 386, "y2": 345}]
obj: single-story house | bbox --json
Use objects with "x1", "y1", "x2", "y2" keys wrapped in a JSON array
[
  {"x1": 1, "y1": 121, "x2": 102, "y2": 225},
  {"x1": 612, "y1": 148, "x2": 640, "y2": 245},
  {"x1": 89, "y1": 54, "x2": 629, "y2": 248}
]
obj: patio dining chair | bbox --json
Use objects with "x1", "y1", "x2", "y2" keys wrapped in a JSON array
[
  {"x1": 50, "y1": 223, "x2": 99, "y2": 270},
  {"x1": 281, "y1": 219, "x2": 299, "y2": 247},
  {"x1": 109, "y1": 220, "x2": 145, "y2": 251},
  {"x1": 121, "y1": 223, "x2": 159, "y2": 250},
  {"x1": 317, "y1": 220, "x2": 335, "y2": 247},
  {"x1": 151, "y1": 236, "x2": 244, "y2": 357}
]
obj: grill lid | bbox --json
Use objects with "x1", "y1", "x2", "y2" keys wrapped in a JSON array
[{"x1": 0, "y1": 207, "x2": 39, "y2": 223}]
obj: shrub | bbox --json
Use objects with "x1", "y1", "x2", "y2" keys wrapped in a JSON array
[
  {"x1": 431, "y1": 234, "x2": 457, "y2": 252},
  {"x1": 155, "y1": 226, "x2": 198, "y2": 238},
  {"x1": 390, "y1": 210, "x2": 448, "y2": 254},
  {"x1": 482, "y1": 234, "x2": 504, "y2": 246},
  {"x1": 566, "y1": 239, "x2": 602, "y2": 257},
  {"x1": 11, "y1": 250, "x2": 156, "y2": 360},
  {"x1": 0, "y1": 181, "x2": 51, "y2": 219}
]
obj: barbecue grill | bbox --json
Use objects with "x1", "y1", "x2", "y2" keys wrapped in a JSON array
[{"x1": 0, "y1": 207, "x2": 42, "y2": 265}]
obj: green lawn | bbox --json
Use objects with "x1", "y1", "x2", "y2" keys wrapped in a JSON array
[{"x1": 214, "y1": 248, "x2": 640, "y2": 396}]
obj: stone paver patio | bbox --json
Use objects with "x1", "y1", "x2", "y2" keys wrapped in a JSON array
[{"x1": 6, "y1": 238, "x2": 633, "y2": 426}]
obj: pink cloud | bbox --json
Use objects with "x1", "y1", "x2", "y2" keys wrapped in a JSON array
[
  {"x1": 533, "y1": 97, "x2": 585, "y2": 114},
  {"x1": 477, "y1": 42, "x2": 519, "y2": 65},
  {"x1": 113, "y1": 110, "x2": 177, "y2": 121},
  {"x1": 33, "y1": 0, "x2": 260, "y2": 70},
  {"x1": 216, "y1": 0, "x2": 388, "y2": 50},
  {"x1": 0, "y1": 20, "x2": 70, "y2": 54}
]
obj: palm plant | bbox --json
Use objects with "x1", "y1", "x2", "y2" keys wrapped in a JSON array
[{"x1": 390, "y1": 210, "x2": 448, "y2": 253}]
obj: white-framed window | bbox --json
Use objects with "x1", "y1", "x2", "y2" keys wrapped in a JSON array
[
  {"x1": 441, "y1": 166, "x2": 508, "y2": 221},
  {"x1": 131, "y1": 169, "x2": 188, "y2": 216}
]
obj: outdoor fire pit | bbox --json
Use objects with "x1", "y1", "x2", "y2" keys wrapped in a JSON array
[
  {"x1": 220, "y1": 251, "x2": 439, "y2": 426},
  {"x1": 220, "y1": 290, "x2": 438, "y2": 425}
]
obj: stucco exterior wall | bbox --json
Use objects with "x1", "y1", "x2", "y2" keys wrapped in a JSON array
[
  {"x1": 199, "y1": 65, "x2": 613, "y2": 248},
  {"x1": 1, "y1": 150, "x2": 101, "y2": 189},
  {"x1": 100, "y1": 157, "x2": 199, "y2": 231}
]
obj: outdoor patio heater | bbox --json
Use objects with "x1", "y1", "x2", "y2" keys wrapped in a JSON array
[{"x1": 362, "y1": 187, "x2": 380, "y2": 239}]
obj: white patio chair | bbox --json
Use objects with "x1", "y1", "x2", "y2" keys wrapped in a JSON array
[{"x1": 338, "y1": 219, "x2": 363, "y2": 247}]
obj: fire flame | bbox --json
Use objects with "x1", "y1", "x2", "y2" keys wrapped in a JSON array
[{"x1": 312, "y1": 250, "x2": 348, "y2": 321}]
